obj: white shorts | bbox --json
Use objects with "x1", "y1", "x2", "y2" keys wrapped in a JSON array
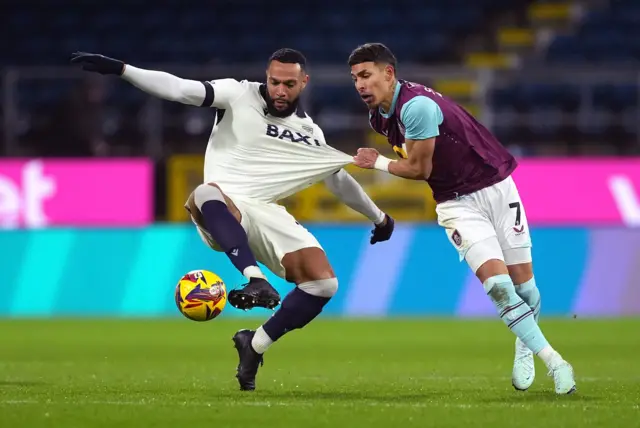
[
  {"x1": 436, "y1": 175, "x2": 532, "y2": 273},
  {"x1": 192, "y1": 197, "x2": 322, "y2": 279}
]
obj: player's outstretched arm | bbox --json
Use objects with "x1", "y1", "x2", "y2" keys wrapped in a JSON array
[
  {"x1": 324, "y1": 169, "x2": 394, "y2": 244},
  {"x1": 70, "y1": 52, "x2": 240, "y2": 108},
  {"x1": 353, "y1": 138, "x2": 435, "y2": 180},
  {"x1": 324, "y1": 169, "x2": 385, "y2": 224}
]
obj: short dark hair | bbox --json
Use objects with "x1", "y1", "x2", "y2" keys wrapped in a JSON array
[
  {"x1": 348, "y1": 43, "x2": 397, "y2": 71},
  {"x1": 268, "y1": 48, "x2": 307, "y2": 71}
]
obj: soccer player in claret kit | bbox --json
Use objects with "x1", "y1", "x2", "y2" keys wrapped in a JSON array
[
  {"x1": 71, "y1": 49, "x2": 395, "y2": 391},
  {"x1": 349, "y1": 43, "x2": 576, "y2": 394}
]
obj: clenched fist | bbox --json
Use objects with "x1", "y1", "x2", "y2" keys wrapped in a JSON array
[{"x1": 353, "y1": 147, "x2": 380, "y2": 169}]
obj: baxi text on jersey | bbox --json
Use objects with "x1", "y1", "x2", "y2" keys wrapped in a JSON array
[{"x1": 266, "y1": 124, "x2": 321, "y2": 146}]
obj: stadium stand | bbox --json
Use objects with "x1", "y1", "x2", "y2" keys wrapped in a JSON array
[
  {"x1": 547, "y1": 0, "x2": 640, "y2": 64},
  {"x1": 487, "y1": 0, "x2": 639, "y2": 153},
  {"x1": 0, "y1": 0, "x2": 638, "y2": 155}
]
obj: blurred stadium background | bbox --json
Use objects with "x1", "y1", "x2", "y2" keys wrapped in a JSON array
[{"x1": 1, "y1": 0, "x2": 640, "y2": 426}]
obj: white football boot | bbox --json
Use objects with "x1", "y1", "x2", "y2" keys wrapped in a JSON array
[
  {"x1": 549, "y1": 361, "x2": 577, "y2": 394},
  {"x1": 512, "y1": 337, "x2": 535, "y2": 391}
]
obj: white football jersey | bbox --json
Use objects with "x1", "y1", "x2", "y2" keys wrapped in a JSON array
[{"x1": 201, "y1": 79, "x2": 352, "y2": 203}]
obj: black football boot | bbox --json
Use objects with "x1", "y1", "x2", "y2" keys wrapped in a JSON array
[
  {"x1": 228, "y1": 277, "x2": 280, "y2": 310},
  {"x1": 232, "y1": 329, "x2": 264, "y2": 391}
]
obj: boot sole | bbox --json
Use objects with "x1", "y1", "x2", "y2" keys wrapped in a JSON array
[{"x1": 228, "y1": 290, "x2": 280, "y2": 310}]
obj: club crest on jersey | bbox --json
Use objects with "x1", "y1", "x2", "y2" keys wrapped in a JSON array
[
  {"x1": 266, "y1": 124, "x2": 320, "y2": 146},
  {"x1": 451, "y1": 229, "x2": 462, "y2": 247}
]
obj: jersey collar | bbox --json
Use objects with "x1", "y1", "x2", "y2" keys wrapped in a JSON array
[{"x1": 379, "y1": 81, "x2": 401, "y2": 119}]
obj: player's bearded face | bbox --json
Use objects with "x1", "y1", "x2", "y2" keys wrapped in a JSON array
[
  {"x1": 350, "y1": 63, "x2": 394, "y2": 109},
  {"x1": 265, "y1": 61, "x2": 308, "y2": 117}
]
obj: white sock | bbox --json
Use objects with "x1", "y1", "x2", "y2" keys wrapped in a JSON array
[
  {"x1": 243, "y1": 265, "x2": 266, "y2": 281},
  {"x1": 251, "y1": 326, "x2": 273, "y2": 354},
  {"x1": 537, "y1": 345, "x2": 564, "y2": 369}
]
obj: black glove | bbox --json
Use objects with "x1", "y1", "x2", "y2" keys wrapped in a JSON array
[
  {"x1": 370, "y1": 214, "x2": 394, "y2": 245},
  {"x1": 70, "y1": 51, "x2": 125, "y2": 75}
]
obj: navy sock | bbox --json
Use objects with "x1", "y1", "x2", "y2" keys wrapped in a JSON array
[
  {"x1": 200, "y1": 200, "x2": 259, "y2": 276},
  {"x1": 262, "y1": 287, "x2": 330, "y2": 341}
]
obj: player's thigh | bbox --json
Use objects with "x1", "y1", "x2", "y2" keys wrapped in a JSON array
[
  {"x1": 465, "y1": 237, "x2": 510, "y2": 283},
  {"x1": 184, "y1": 182, "x2": 242, "y2": 225},
  {"x1": 282, "y1": 247, "x2": 335, "y2": 285},
  {"x1": 482, "y1": 176, "x2": 535, "y2": 283},
  {"x1": 486, "y1": 176, "x2": 532, "y2": 255},
  {"x1": 185, "y1": 184, "x2": 247, "y2": 252},
  {"x1": 436, "y1": 198, "x2": 498, "y2": 267},
  {"x1": 437, "y1": 198, "x2": 510, "y2": 282},
  {"x1": 242, "y1": 202, "x2": 329, "y2": 282}
]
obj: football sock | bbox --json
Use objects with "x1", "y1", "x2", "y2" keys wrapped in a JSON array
[
  {"x1": 515, "y1": 277, "x2": 541, "y2": 323},
  {"x1": 537, "y1": 345, "x2": 564, "y2": 369},
  {"x1": 255, "y1": 283, "x2": 334, "y2": 353},
  {"x1": 251, "y1": 327, "x2": 273, "y2": 354},
  {"x1": 200, "y1": 200, "x2": 265, "y2": 280},
  {"x1": 484, "y1": 274, "x2": 550, "y2": 355}
]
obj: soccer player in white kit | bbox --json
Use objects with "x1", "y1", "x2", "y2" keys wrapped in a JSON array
[{"x1": 71, "y1": 49, "x2": 395, "y2": 391}]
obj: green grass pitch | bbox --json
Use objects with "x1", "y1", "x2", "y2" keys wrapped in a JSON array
[{"x1": 1, "y1": 318, "x2": 639, "y2": 427}]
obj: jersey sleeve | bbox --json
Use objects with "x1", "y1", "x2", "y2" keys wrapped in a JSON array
[
  {"x1": 400, "y1": 96, "x2": 444, "y2": 140},
  {"x1": 201, "y1": 78, "x2": 248, "y2": 108}
]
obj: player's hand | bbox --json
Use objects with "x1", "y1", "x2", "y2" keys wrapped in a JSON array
[
  {"x1": 370, "y1": 214, "x2": 394, "y2": 244},
  {"x1": 353, "y1": 147, "x2": 380, "y2": 169},
  {"x1": 70, "y1": 52, "x2": 125, "y2": 76}
]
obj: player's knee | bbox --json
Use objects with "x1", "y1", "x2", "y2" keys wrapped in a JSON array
[
  {"x1": 504, "y1": 248, "x2": 533, "y2": 284},
  {"x1": 482, "y1": 274, "x2": 516, "y2": 305},
  {"x1": 475, "y1": 259, "x2": 509, "y2": 284},
  {"x1": 193, "y1": 183, "x2": 226, "y2": 210},
  {"x1": 509, "y1": 265, "x2": 534, "y2": 286},
  {"x1": 298, "y1": 277, "x2": 339, "y2": 298},
  {"x1": 466, "y1": 237, "x2": 506, "y2": 278}
]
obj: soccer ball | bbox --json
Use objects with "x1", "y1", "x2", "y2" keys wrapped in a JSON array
[{"x1": 175, "y1": 270, "x2": 227, "y2": 321}]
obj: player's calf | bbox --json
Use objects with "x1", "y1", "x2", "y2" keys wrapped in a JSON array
[
  {"x1": 511, "y1": 275, "x2": 540, "y2": 391},
  {"x1": 482, "y1": 269, "x2": 575, "y2": 394},
  {"x1": 252, "y1": 248, "x2": 337, "y2": 354},
  {"x1": 471, "y1": 243, "x2": 575, "y2": 394},
  {"x1": 507, "y1": 259, "x2": 540, "y2": 323},
  {"x1": 477, "y1": 261, "x2": 535, "y2": 390},
  {"x1": 233, "y1": 248, "x2": 338, "y2": 391},
  {"x1": 233, "y1": 278, "x2": 337, "y2": 391},
  {"x1": 507, "y1": 259, "x2": 540, "y2": 390},
  {"x1": 257, "y1": 278, "x2": 337, "y2": 347}
]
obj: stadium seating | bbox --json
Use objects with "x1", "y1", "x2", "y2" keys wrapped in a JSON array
[
  {"x1": 0, "y1": 0, "x2": 517, "y2": 109},
  {"x1": 487, "y1": 0, "x2": 640, "y2": 151},
  {"x1": 1, "y1": 0, "x2": 638, "y2": 154},
  {"x1": 1, "y1": 0, "x2": 502, "y2": 68},
  {"x1": 490, "y1": 77, "x2": 639, "y2": 150},
  {"x1": 547, "y1": 0, "x2": 640, "y2": 64},
  {"x1": 0, "y1": 0, "x2": 524, "y2": 154}
]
